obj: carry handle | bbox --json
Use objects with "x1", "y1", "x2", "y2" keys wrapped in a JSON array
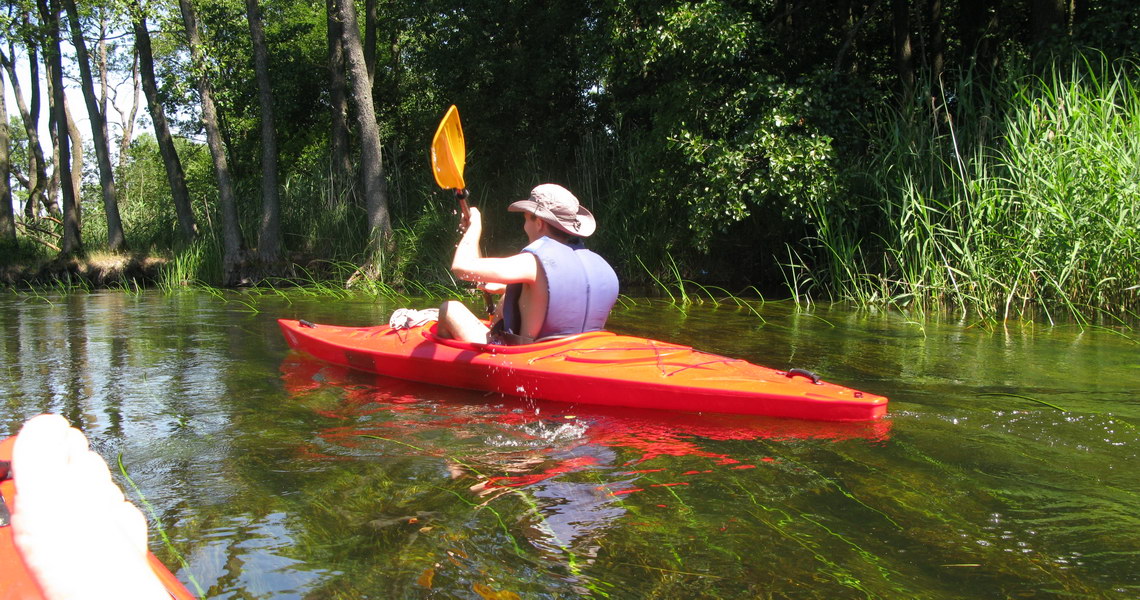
[{"x1": 785, "y1": 368, "x2": 822, "y2": 385}]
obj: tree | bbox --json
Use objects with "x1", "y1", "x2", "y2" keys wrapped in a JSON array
[
  {"x1": 959, "y1": 0, "x2": 1000, "y2": 80},
  {"x1": 111, "y1": 43, "x2": 141, "y2": 174},
  {"x1": 325, "y1": 0, "x2": 351, "y2": 202},
  {"x1": 333, "y1": 0, "x2": 390, "y2": 255},
  {"x1": 893, "y1": 0, "x2": 915, "y2": 101},
  {"x1": 64, "y1": 0, "x2": 127, "y2": 251},
  {"x1": 179, "y1": 0, "x2": 245, "y2": 283},
  {"x1": 131, "y1": 1, "x2": 198, "y2": 243},
  {"x1": 39, "y1": 0, "x2": 81, "y2": 255},
  {"x1": 362, "y1": 0, "x2": 376, "y2": 85},
  {"x1": 244, "y1": 0, "x2": 281, "y2": 264},
  {"x1": 0, "y1": 65, "x2": 14, "y2": 243},
  {"x1": 0, "y1": 21, "x2": 55, "y2": 218},
  {"x1": 1032, "y1": 0, "x2": 1068, "y2": 49},
  {"x1": 63, "y1": 91, "x2": 82, "y2": 211}
]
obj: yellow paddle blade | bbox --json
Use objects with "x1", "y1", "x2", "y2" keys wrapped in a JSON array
[{"x1": 431, "y1": 105, "x2": 465, "y2": 190}]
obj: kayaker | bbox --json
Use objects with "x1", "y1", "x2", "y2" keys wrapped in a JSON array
[
  {"x1": 437, "y1": 183, "x2": 619, "y2": 344},
  {"x1": 7, "y1": 414, "x2": 173, "y2": 599}
]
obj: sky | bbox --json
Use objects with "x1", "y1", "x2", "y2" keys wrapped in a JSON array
[
  {"x1": 4, "y1": 47, "x2": 146, "y2": 216},
  {"x1": 5, "y1": 50, "x2": 142, "y2": 150}
]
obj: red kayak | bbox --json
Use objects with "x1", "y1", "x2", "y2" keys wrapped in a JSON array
[
  {"x1": 278, "y1": 319, "x2": 887, "y2": 422},
  {"x1": 0, "y1": 436, "x2": 197, "y2": 600}
]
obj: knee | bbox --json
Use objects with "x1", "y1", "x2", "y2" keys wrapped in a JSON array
[
  {"x1": 438, "y1": 300, "x2": 462, "y2": 320},
  {"x1": 436, "y1": 301, "x2": 462, "y2": 339}
]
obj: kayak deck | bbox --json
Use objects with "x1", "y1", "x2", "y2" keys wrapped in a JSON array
[{"x1": 278, "y1": 319, "x2": 888, "y2": 422}]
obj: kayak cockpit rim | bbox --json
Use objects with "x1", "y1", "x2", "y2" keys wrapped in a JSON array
[{"x1": 419, "y1": 322, "x2": 617, "y2": 354}]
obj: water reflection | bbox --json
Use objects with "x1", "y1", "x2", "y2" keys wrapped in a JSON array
[{"x1": 279, "y1": 353, "x2": 895, "y2": 594}]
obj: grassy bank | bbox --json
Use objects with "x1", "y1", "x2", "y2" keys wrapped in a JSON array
[{"x1": 797, "y1": 53, "x2": 1140, "y2": 323}]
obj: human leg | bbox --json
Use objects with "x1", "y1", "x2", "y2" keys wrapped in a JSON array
[
  {"x1": 436, "y1": 300, "x2": 491, "y2": 343},
  {"x1": 10, "y1": 414, "x2": 170, "y2": 600}
]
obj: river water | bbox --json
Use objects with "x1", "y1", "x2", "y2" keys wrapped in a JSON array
[{"x1": 0, "y1": 290, "x2": 1136, "y2": 599}]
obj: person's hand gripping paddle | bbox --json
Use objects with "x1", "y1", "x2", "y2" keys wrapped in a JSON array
[{"x1": 431, "y1": 105, "x2": 495, "y2": 316}]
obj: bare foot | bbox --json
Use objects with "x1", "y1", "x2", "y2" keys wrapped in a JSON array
[{"x1": 10, "y1": 414, "x2": 170, "y2": 600}]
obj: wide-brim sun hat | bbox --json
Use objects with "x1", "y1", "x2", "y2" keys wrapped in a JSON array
[{"x1": 507, "y1": 183, "x2": 596, "y2": 237}]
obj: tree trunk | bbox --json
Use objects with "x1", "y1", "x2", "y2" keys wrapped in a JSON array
[
  {"x1": 386, "y1": 0, "x2": 401, "y2": 118},
  {"x1": 245, "y1": 0, "x2": 281, "y2": 264},
  {"x1": 116, "y1": 46, "x2": 141, "y2": 173},
  {"x1": 132, "y1": 1, "x2": 198, "y2": 243},
  {"x1": 0, "y1": 67, "x2": 14, "y2": 243},
  {"x1": 65, "y1": 98, "x2": 83, "y2": 206},
  {"x1": 325, "y1": 0, "x2": 353, "y2": 205},
  {"x1": 39, "y1": 0, "x2": 80, "y2": 255},
  {"x1": 928, "y1": 0, "x2": 944, "y2": 81},
  {"x1": 98, "y1": 7, "x2": 139, "y2": 174},
  {"x1": 834, "y1": 0, "x2": 885, "y2": 75},
  {"x1": 25, "y1": 10, "x2": 58, "y2": 219},
  {"x1": 334, "y1": 0, "x2": 391, "y2": 257},
  {"x1": 364, "y1": 0, "x2": 377, "y2": 85},
  {"x1": 1071, "y1": 0, "x2": 1087, "y2": 29},
  {"x1": 44, "y1": 60, "x2": 79, "y2": 215},
  {"x1": 0, "y1": 45, "x2": 52, "y2": 218},
  {"x1": 64, "y1": 0, "x2": 126, "y2": 251},
  {"x1": 179, "y1": 0, "x2": 245, "y2": 284},
  {"x1": 893, "y1": 0, "x2": 915, "y2": 102},
  {"x1": 98, "y1": 14, "x2": 109, "y2": 109}
]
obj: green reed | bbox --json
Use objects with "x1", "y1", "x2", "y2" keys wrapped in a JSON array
[
  {"x1": 799, "y1": 52, "x2": 1140, "y2": 323},
  {"x1": 116, "y1": 454, "x2": 206, "y2": 598},
  {"x1": 158, "y1": 235, "x2": 222, "y2": 290}
]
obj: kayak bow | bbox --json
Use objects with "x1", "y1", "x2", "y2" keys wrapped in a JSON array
[{"x1": 278, "y1": 319, "x2": 888, "y2": 422}]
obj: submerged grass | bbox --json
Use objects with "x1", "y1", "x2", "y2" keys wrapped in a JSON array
[
  {"x1": 799, "y1": 52, "x2": 1140, "y2": 324},
  {"x1": 116, "y1": 454, "x2": 206, "y2": 598}
]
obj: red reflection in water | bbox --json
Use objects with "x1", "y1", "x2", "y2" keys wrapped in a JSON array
[
  {"x1": 281, "y1": 354, "x2": 892, "y2": 464},
  {"x1": 485, "y1": 455, "x2": 601, "y2": 488},
  {"x1": 282, "y1": 354, "x2": 894, "y2": 552}
]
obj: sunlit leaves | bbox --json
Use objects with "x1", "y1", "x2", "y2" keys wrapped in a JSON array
[{"x1": 604, "y1": 0, "x2": 836, "y2": 251}]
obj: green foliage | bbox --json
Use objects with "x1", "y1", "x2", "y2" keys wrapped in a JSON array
[
  {"x1": 159, "y1": 233, "x2": 223, "y2": 288},
  {"x1": 116, "y1": 133, "x2": 215, "y2": 251},
  {"x1": 799, "y1": 53, "x2": 1140, "y2": 321},
  {"x1": 0, "y1": 235, "x2": 52, "y2": 267},
  {"x1": 8, "y1": 0, "x2": 1140, "y2": 323},
  {"x1": 598, "y1": 0, "x2": 842, "y2": 288}
]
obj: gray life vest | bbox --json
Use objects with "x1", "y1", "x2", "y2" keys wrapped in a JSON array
[{"x1": 499, "y1": 236, "x2": 619, "y2": 341}]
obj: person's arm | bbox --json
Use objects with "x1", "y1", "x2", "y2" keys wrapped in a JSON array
[{"x1": 451, "y1": 207, "x2": 539, "y2": 285}]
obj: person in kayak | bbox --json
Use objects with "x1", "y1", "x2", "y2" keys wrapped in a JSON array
[{"x1": 437, "y1": 183, "x2": 619, "y2": 345}]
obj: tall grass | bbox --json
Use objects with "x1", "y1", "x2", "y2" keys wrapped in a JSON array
[
  {"x1": 800, "y1": 53, "x2": 1140, "y2": 322},
  {"x1": 158, "y1": 235, "x2": 223, "y2": 289}
]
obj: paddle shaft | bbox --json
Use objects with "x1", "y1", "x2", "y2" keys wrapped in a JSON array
[{"x1": 432, "y1": 106, "x2": 494, "y2": 318}]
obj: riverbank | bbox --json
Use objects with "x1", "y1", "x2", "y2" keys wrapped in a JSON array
[{"x1": 0, "y1": 252, "x2": 168, "y2": 289}]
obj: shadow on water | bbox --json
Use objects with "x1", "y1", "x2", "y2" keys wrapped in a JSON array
[{"x1": 0, "y1": 290, "x2": 1136, "y2": 598}]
